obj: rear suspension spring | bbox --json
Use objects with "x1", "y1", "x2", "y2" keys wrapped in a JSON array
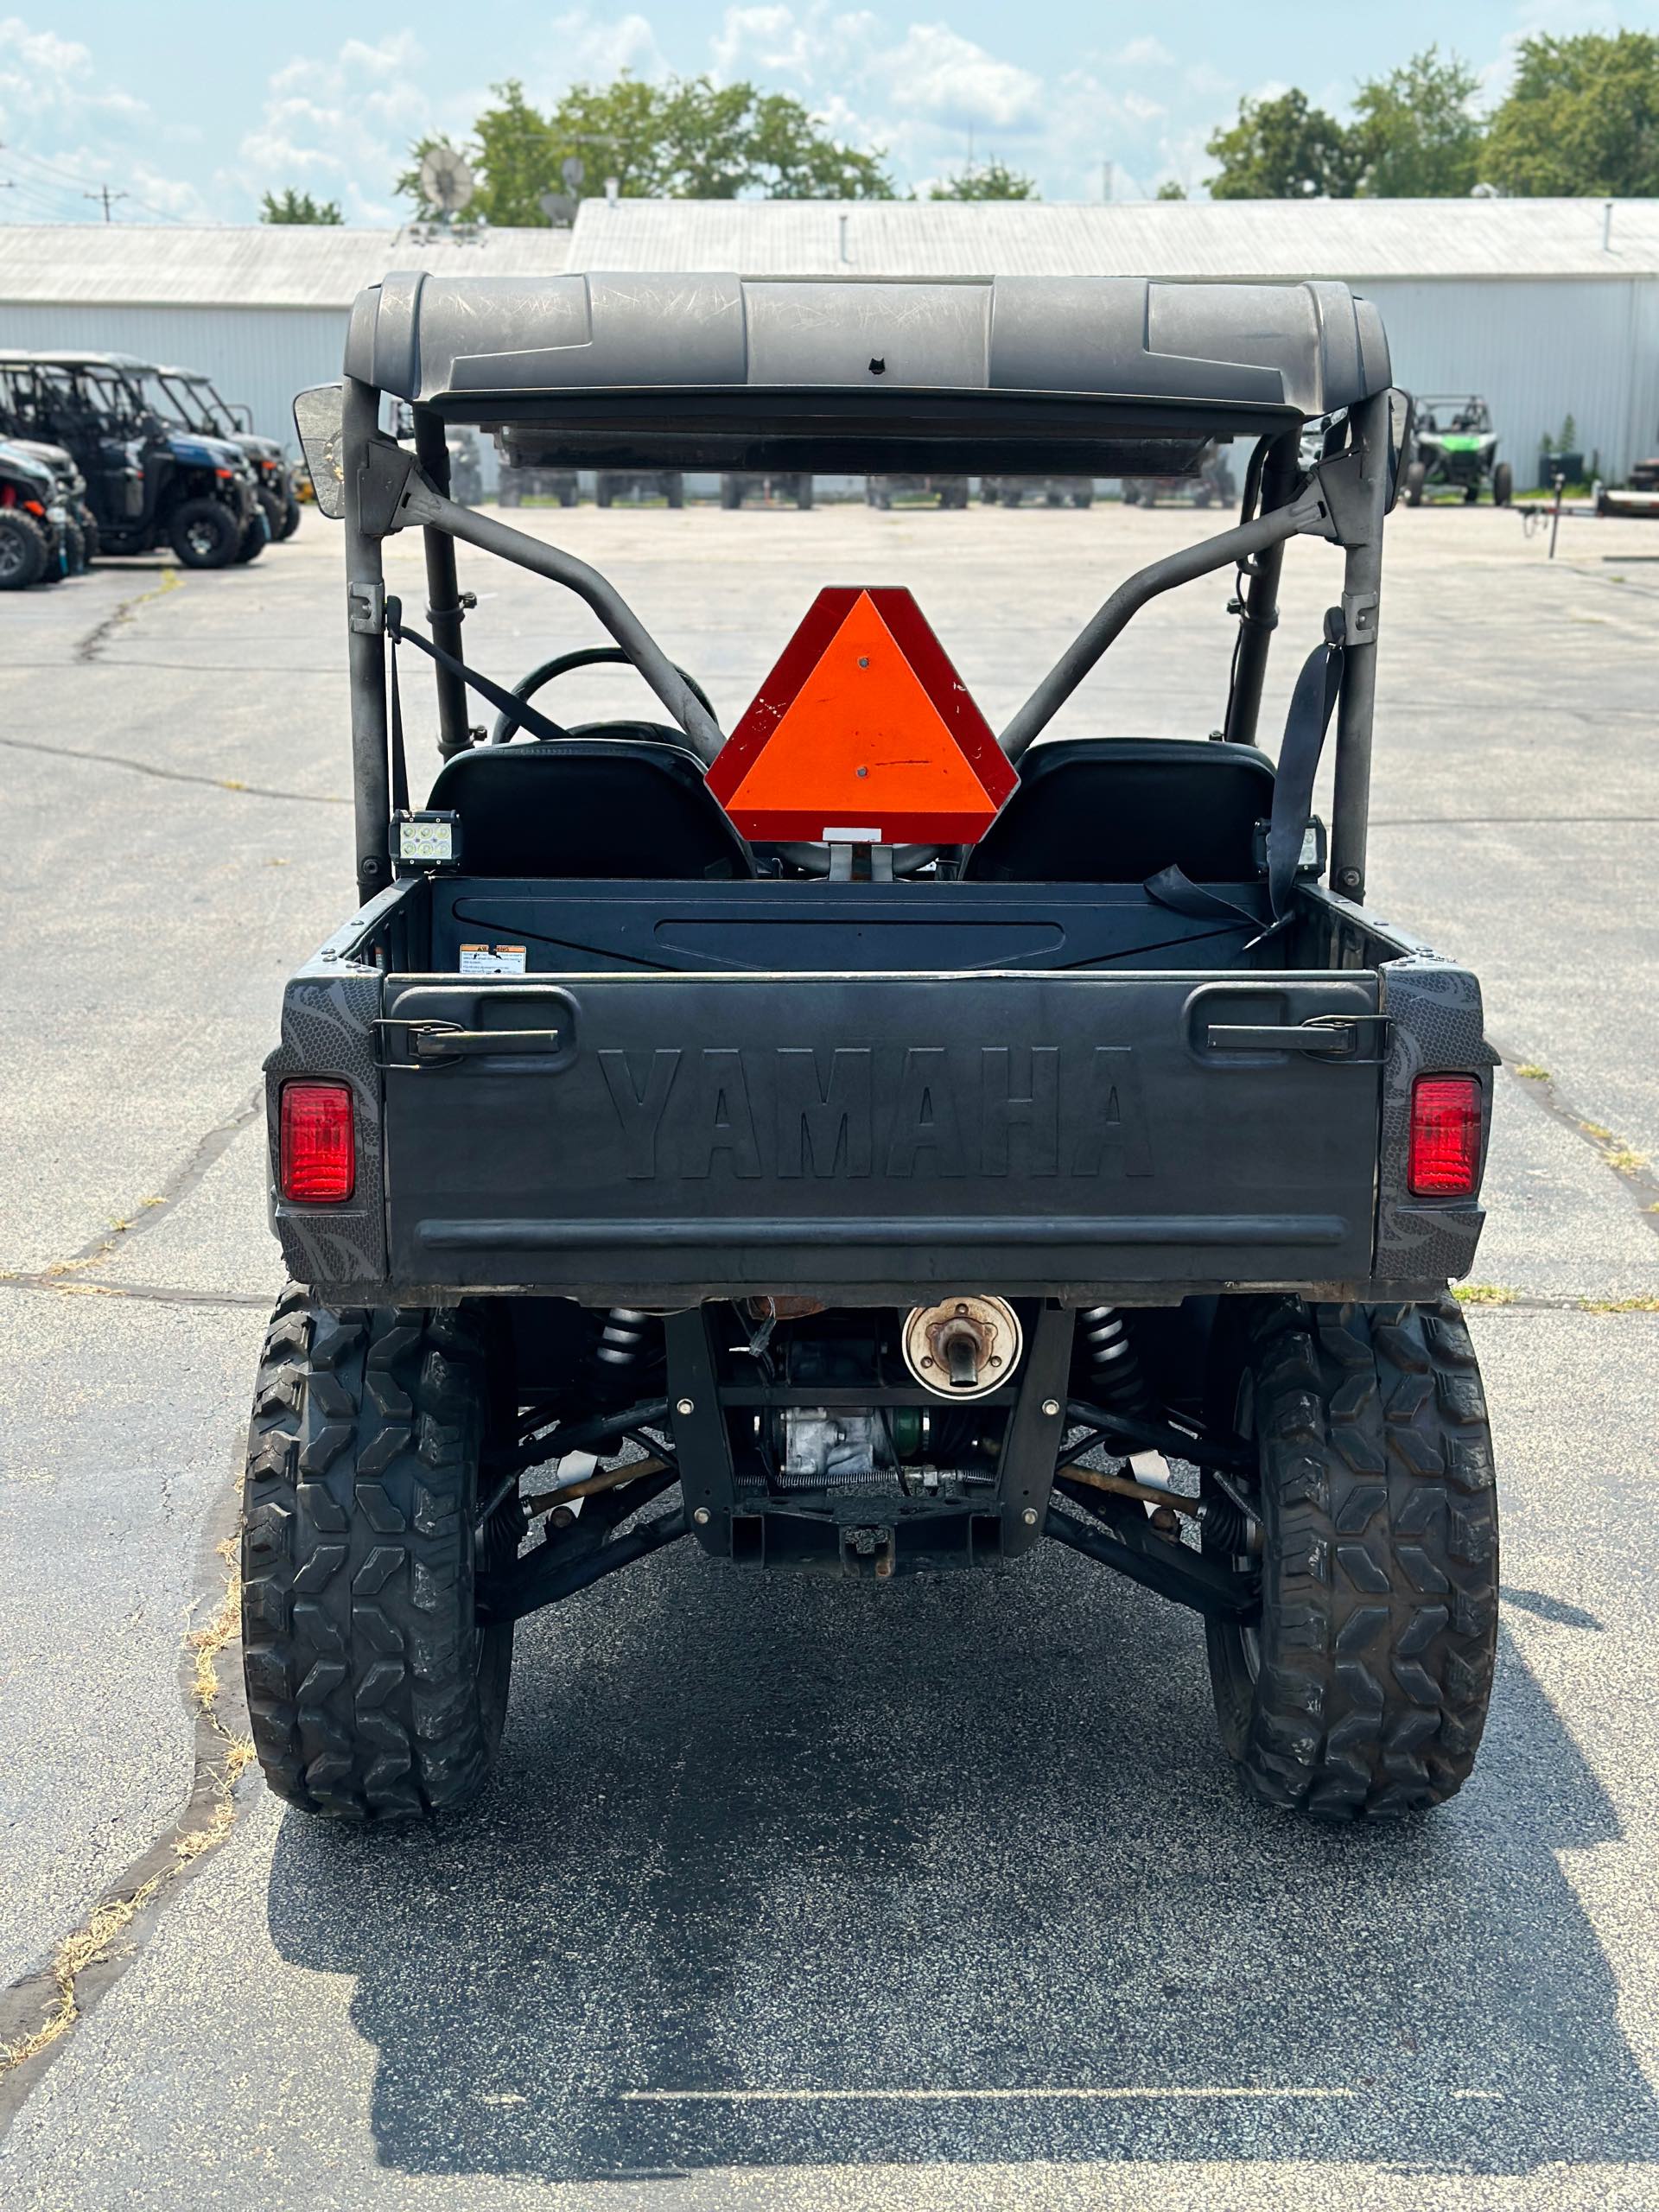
[
  {"x1": 1077, "y1": 1306, "x2": 1156, "y2": 1422},
  {"x1": 589, "y1": 1307, "x2": 654, "y2": 1389}
]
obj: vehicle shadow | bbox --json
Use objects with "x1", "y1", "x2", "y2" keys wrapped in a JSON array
[{"x1": 267, "y1": 1543, "x2": 1655, "y2": 2184}]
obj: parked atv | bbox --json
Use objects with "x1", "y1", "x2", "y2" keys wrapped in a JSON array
[
  {"x1": 1122, "y1": 442, "x2": 1237, "y2": 508},
  {"x1": 595, "y1": 470, "x2": 683, "y2": 508},
  {"x1": 982, "y1": 477, "x2": 1094, "y2": 507},
  {"x1": 445, "y1": 429, "x2": 484, "y2": 506},
  {"x1": 143, "y1": 365, "x2": 301, "y2": 541},
  {"x1": 263, "y1": 274, "x2": 1497, "y2": 1832},
  {"x1": 867, "y1": 474, "x2": 969, "y2": 508},
  {"x1": 0, "y1": 351, "x2": 259, "y2": 569},
  {"x1": 0, "y1": 441, "x2": 70, "y2": 588},
  {"x1": 0, "y1": 433, "x2": 95, "y2": 569},
  {"x1": 498, "y1": 463, "x2": 578, "y2": 508},
  {"x1": 1405, "y1": 396, "x2": 1512, "y2": 506},
  {"x1": 721, "y1": 472, "x2": 813, "y2": 509}
]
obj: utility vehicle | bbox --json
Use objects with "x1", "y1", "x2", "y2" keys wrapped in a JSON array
[
  {"x1": 1405, "y1": 396, "x2": 1512, "y2": 507},
  {"x1": 721, "y1": 472, "x2": 814, "y2": 509},
  {"x1": 0, "y1": 440, "x2": 70, "y2": 588},
  {"x1": 248, "y1": 272, "x2": 1499, "y2": 1829},
  {"x1": 867, "y1": 473, "x2": 969, "y2": 508},
  {"x1": 143, "y1": 364, "x2": 301, "y2": 542},
  {"x1": 0, "y1": 350, "x2": 260, "y2": 568},
  {"x1": 499, "y1": 462, "x2": 579, "y2": 508},
  {"x1": 982, "y1": 476, "x2": 1094, "y2": 507},
  {"x1": 1122, "y1": 441, "x2": 1237, "y2": 509}
]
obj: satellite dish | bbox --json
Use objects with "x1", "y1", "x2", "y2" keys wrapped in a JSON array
[
  {"x1": 537, "y1": 189, "x2": 578, "y2": 226},
  {"x1": 561, "y1": 155, "x2": 584, "y2": 190},
  {"x1": 419, "y1": 146, "x2": 475, "y2": 215}
]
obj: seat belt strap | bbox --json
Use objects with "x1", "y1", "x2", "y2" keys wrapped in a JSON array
[
  {"x1": 384, "y1": 596, "x2": 575, "y2": 750},
  {"x1": 1145, "y1": 606, "x2": 1345, "y2": 945}
]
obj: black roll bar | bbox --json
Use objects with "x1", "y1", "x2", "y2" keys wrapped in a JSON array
[{"x1": 340, "y1": 388, "x2": 1390, "y2": 906}]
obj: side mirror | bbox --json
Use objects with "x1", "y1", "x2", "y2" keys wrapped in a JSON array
[
  {"x1": 1384, "y1": 387, "x2": 1414, "y2": 512},
  {"x1": 292, "y1": 384, "x2": 346, "y2": 519}
]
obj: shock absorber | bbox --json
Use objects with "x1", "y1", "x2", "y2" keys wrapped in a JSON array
[
  {"x1": 1077, "y1": 1305, "x2": 1156, "y2": 1424},
  {"x1": 588, "y1": 1307, "x2": 653, "y2": 1394}
]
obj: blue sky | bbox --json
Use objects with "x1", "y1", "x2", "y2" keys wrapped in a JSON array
[{"x1": 3, "y1": 3, "x2": 1654, "y2": 224}]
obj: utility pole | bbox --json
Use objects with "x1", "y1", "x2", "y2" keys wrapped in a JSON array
[
  {"x1": 83, "y1": 183, "x2": 128, "y2": 222},
  {"x1": 1102, "y1": 159, "x2": 1114, "y2": 203}
]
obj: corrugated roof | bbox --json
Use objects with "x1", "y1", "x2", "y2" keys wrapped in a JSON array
[
  {"x1": 1, "y1": 199, "x2": 1654, "y2": 313},
  {"x1": 562, "y1": 196, "x2": 1659, "y2": 281},
  {"x1": 0, "y1": 222, "x2": 572, "y2": 309}
]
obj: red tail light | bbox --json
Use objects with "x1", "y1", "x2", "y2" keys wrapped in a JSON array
[
  {"x1": 280, "y1": 1081, "x2": 355, "y2": 1202},
  {"x1": 1408, "y1": 1075, "x2": 1481, "y2": 1196}
]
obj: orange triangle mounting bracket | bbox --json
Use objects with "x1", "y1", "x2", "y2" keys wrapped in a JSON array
[{"x1": 706, "y1": 586, "x2": 1017, "y2": 845}]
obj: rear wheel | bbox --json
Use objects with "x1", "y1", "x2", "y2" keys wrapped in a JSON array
[
  {"x1": 168, "y1": 496, "x2": 239, "y2": 569},
  {"x1": 256, "y1": 488, "x2": 285, "y2": 543},
  {"x1": 0, "y1": 509, "x2": 48, "y2": 589},
  {"x1": 78, "y1": 504, "x2": 100, "y2": 560},
  {"x1": 61, "y1": 517, "x2": 88, "y2": 575},
  {"x1": 278, "y1": 496, "x2": 302, "y2": 539},
  {"x1": 241, "y1": 1291, "x2": 515, "y2": 1822},
  {"x1": 1405, "y1": 461, "x2": 1427, "y2": 507},
  {"x1": 1204, "y1": 1295, "x2": 1498, "y2": 1820}
]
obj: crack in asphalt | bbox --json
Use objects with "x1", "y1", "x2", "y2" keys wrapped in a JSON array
[
  {"x1": 0, "y1": 734, "x2": 349, "y2": 807},
  {"x1": 0, "y1": 1474, "x2": 252, "y2": 2124},
  {"x1": 73, "y1": 569, "x2": 183, "y2": 664},
  {"x1": 1496, "y1": 1051, "x2": 1659, "y2": 1236},
  {"x1": 45, "y1": 1090, "x2": 266, "y2": 1275},
  {"x1": 0, "y1": 1275, "x2": 272, "y2": 1310}
]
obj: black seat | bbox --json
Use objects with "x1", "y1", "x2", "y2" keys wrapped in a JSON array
[
  {"x1": 427, "y1": 734, "x2": 753, "y2": 880},
  {"x1": 964, "y1": 738, "x2": 1274, "y2": 883}
]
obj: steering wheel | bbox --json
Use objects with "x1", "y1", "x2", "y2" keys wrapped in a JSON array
[{"x1": 490, "y1": 644, "x2": 718, "y2": 747}]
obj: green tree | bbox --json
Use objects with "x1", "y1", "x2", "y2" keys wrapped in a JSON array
[
  {"x1": 1155, "y1": 178, "x2": 1187, "y2": 200},
  {"x1": 1351, "y1": 47, "x2": 1484, "y2": 196},
  {"x1": 928, "y1": 156, "x2": 1039, "y2": 200},
  {"x1": 1483, "y1": 31, "x2": 1659, "y2": 196},
  {"x1": 1205, "y1": 86, "x2": 1358, "y2": 199},
  {"x1": 259, "y1": 187, "x2": 343, "y2": 225},
  {"x1": 397, "y1": 73, "x2": 894, "y2": 221}
]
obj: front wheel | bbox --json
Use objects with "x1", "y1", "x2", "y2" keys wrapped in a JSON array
[
  {"x1": 0, "y1": 509, "x2": 48, "y2": 589},
  {"x1": 1405, "y1": 461, "x2": 1427, "y2": 507},
  {"x1": 1204, "y1": 1296, "x2": 1498, "y2": 1820},
  {"x1": 168, "y1": 496, "x2": 240, "y2": 569},
  {"x1": 241, "y1": 1292, "x2": 514, "y2": 1822},
  {"x1": 1492, "y1": 462, "x2": 1513, "y2": 507}
]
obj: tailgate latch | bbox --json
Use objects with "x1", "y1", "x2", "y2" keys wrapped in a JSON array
[{"x1": 1205, "y1": 1012, "x2": 1390, "y2": 1064}]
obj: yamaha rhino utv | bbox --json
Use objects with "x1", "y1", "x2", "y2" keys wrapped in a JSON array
[{"x1": 248, "y1": 272, "x2": 1499, "y2": 1828}]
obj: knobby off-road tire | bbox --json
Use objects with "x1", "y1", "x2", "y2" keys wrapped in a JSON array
[
  {"x1": 241, "y1": 1290, "x2": 514, "y2": 1822},
  {"x1": 0, "y1": 507, "x2": 48, "y2": 589},
  {"x1": 168, "y1": 495, "x2": 239, "y2": 569},
  {"x1": 1205, "y1": 1296, "x2": 1498, "y2": 1820}
]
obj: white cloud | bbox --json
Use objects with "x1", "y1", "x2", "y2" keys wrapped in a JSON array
[
  {"x1": 1101, "y1": 36, "x2": 1177, "y2": 69},
  {"x1": 872, "y1": 23, "x2": 1041, "y2": 129},
  {"x1": 234, "y1": 35, "x2": 439, "y2": 222},
  {"x1": 543, "y1": 10, "x2": 669, "y2": 84}
]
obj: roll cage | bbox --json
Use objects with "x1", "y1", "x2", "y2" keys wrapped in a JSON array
[{"x1": 303, "y1": 272, "x2": 1408, "y2": 910}]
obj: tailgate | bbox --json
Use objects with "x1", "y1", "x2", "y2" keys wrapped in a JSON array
[{"x1": 380, "y1": 969, "x2": 1382, "y2": 1297}]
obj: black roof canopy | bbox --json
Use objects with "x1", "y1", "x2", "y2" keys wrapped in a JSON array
[{"x1": 344, "y1": 271, "x2": 1391, "y2": 475}]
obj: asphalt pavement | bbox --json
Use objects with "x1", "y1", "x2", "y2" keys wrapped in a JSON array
[{"x1": 1, "y1": 495, "x2": 1656, "y2": 2209}]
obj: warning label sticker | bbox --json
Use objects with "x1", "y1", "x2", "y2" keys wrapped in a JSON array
[{"x1": 459, "y1": 944, "x2": 528, "y2": 975}]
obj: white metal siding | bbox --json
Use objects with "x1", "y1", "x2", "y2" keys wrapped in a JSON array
[
  {"x1": 1363, "y1": 279, "x2": 1658, "y2": 482},
  {"x1": 0, "y1": 300, "x2": 348, "y2": 447}
]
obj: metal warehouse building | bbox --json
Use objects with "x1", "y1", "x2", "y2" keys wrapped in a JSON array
[{"x1": 2, "y1": 197, "x2": 1656, "y2": 477}]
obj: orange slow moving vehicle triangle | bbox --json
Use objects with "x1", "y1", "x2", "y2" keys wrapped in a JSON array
[{"x1": 707, "y1": 586, "x2": 1017, "y2": 844}]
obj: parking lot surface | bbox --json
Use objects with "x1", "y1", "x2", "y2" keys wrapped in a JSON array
[{"x1": 2, "y1": 499, "x2": 1657, "y2": 2208}]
